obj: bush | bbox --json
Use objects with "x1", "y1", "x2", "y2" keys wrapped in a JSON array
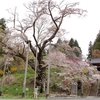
[
  {"x1": 10, "y1": 67, "x2": 17, "y2": 73},
  {"x1": 51, "y1": 84, "x2": 58, "y2": 92},
  {"x1": 0, "y1": 70, "x2": 3, "y2": 76}
]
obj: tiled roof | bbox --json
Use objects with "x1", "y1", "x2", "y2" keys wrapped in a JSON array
[
  {"x1": 90, "y1": 58, "x2": 100, "y2": 66},
  {"x1": 91, "y1": 58, "x2": 100, "y2": 63}
]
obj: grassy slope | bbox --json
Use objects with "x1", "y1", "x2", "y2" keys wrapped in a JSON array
[
  {"x1": 0, "y1": 57, "x2": 62, "y2": 99},
  {"x1": 1, "y1": 65, "x2": 34, "y2": 98}
]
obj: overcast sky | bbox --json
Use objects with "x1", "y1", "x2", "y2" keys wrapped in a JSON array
[{"x1": 0, "y1": 0, "x2": 100, "y2": 57}]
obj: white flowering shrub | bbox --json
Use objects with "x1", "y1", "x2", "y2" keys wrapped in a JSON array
[{"x1": 48, "y1": 51, "x2": 100, "y2": 95}]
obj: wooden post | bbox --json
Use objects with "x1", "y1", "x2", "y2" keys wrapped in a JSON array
[
  {"x1": 22, "y1": 42, "x2": 30, "y2": 97},
  {"x1": 96, "y1": 79, "x2": 99, "y2": 97},
  {"x1": 46, "y1": 41, "x2": 51, "y2": 98}
]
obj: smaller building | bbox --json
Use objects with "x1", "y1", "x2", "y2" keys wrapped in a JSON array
[{"x1": 90, "y1": 58, "x2": 100, "y2": 66}]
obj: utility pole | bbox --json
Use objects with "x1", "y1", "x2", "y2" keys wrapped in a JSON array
[
  {"x1": 22, "y1": 41, "x2": 30, "y2": 97},
  {"x1": 46, "y1": 41, "x2": 51, "y2": 98}
]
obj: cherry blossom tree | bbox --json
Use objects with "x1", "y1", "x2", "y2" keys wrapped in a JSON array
[
  {"x1": 47, "y1": 51, "x2": 66, "y2": 66},
  {"x1": 0, "y1": 0, "x2": 86, "y2": 90},
  {"x1": 49, "y1": 51, "x2": 100, "y2": 95}
]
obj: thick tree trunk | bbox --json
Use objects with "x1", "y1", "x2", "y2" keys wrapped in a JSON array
[
  {"x1": 28, "y1": 59, "x2": 47, "y2": 93},
  {"x1": 36, "y1": 66, "x2": 47, "y2": 93}
]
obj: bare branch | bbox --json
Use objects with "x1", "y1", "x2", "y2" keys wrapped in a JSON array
[
  {"x1": 48, "y1": 1, "x2": 58, "y2": 28},
  {"x1": 6, "y1": 7, "x2": 18, "y2": 28}
]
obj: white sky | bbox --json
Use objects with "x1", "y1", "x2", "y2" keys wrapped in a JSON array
[{"x1": 0, "y1": 0, "x2": 100, "y2": 57}]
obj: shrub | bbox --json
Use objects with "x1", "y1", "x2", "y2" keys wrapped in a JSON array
[
  {"x1": 0, "y1": 70, "x2": 3, "y2": 76},
  {"x1": 10, "y1": 67, "x2": 17, "y2": 73},
  {"x1": 51, "y1": 84, "x2": 58, "y2": 92}
]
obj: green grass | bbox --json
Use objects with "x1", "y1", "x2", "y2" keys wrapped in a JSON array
[
  {"x1": 0, "y1": 97, "x2": 47, "y2": 100},
  {"x1": 0, "y1": 65, "x2": 35, "y2": 98}
]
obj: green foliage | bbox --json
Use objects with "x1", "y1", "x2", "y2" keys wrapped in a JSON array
[
  {"x1": 68, "y1": 38, "x2": 74, "y2": 47},
  {"x1": 10, "y1": 67, "x2": 17, "y2": 73},
  {"x1": 93, "y1": 42, "x2": 100, "y2": 50},
  {"x1": 0, "y1": 29, "x2": 4, "y2": 33},
  {"x1": 87, "y1": 41, "x2": 93, "y2": 60},
  {"x1": 68, "y1": 38, "x2": 82, "y2": 53},
  {"x1": 74, "y1": 40, "x2": 79, "y2": 47},
  {"x1": 0, "y1": 47, "x2": 2, "y2": 52},
  {"x1": 51, "y1": 84, "x2": 58, "y2": 92},
  {"x1": 57, "y1": 38, "x2": 62, "y2": 44},
  {"x1": 92, "y1": 30, "x2": 100, "y2": 57},
  {"x1": 93, "y1": 30, "x2": 100, "y2": 50},
  {"x1": 0, "y1": 37, "x2": 3, "y2": 42},
  {"x1": 0, "y1": 69, "x2": 3, "y2": 76},
  {"x1": 96, "y1": 31, "x2": 100, "y2": 42},
  {"x1": 0, "y1": 18, "x2": 6, "y2": 31}
]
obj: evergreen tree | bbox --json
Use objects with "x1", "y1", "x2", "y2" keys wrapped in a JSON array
[
  {"x1": 74, "y1": 39, "x2": 82, "y2": 52},
  {"x1": 0, "y1": 18, "x2": 6, "y2": 31},
  {"x1": 92, "y1": 30, "x2": 100, "y2": 58},
  {"x1": 74, "y1": 40, "x2": 79, "y2": 47},
  {"x1": 93, "y1": 42, "x2": 100, "y2": 50},
  {"x1": 68, "y1": 38, "x2": 74, "y2": 47},
  {"x1": 0, "y1": 18, "x2": 6, "y2": 57},
  {"x1": 57, "y1": 38, "x2": 62, "y2": 44},
  {"x1": 69, "y1": 38, "x2": 82, "y2": 53},
  {"x1": 87, "y1": 41, "x2": 93, "y2": 60},
  {"x1": 93, "y1": 30, "x2": 100, "y2": 50}
]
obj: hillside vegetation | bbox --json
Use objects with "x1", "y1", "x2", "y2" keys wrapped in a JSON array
[
  {"x1": 0, "y1": 57, "x2": 63, "y2": 98},
  {"x1": 0, "y1": 55, "x2": 100, "y2": 98}
]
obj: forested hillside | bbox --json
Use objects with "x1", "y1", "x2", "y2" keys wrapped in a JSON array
[{"x1": 87, "y1": 30, "x2": 100, "y2": 59}]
